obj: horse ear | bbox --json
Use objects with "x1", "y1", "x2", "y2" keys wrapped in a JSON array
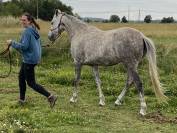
[
  {"x1": 55, "y1": 9, "x2": 58, "y2": 16},
  {"x1": 57, "y1": 9, "x2": 62, "y2": 13},
  {"x1": 55, "y1": 9, "x2": 62, "y2": 16}
]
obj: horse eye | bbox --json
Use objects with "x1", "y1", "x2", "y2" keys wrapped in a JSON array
[{"x1": 51, "y1": 22, "x2": 54, "y2": 25}]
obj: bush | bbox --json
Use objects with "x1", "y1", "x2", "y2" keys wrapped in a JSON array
[
  {"x1": 144, "y1": 15, "x2": 152, "y2": 23},
  {"x1": 121, "y1": 16, "x2": 128, "y2": 23},
  {"x1": 109, "y1": 15, "x2": 120, "y2": 23},
  {"x1": 161, "y1": 17, "x2": 174, "y2": 23}
]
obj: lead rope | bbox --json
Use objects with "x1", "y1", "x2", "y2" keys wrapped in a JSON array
[
  {"x1": 0, "y1": 44, "x2": 12, "y2": 78},
  {"x1": 41, "y1": 33, "x2": 61, "y2": 48},
  {"x1": 0, "y1": 33, "x2": 60, "y2": 78}
]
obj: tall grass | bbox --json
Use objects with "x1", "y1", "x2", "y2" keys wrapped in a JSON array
[{"x1": 0, "y1": 16, "x2": 20, "y2": 27}]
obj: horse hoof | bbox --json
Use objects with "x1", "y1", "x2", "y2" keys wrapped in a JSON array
[
  {"x1": 139, "y1": 110, "x2": 146, "y2": 116},
  {"x1": 70, "y1": 97, "x2": 77, "y2": 103},
  {"x1": 115, "y1": 100, "x2": 122, "y2": 106},
  {"x1": 99, "y1": 101, "x2": 105, "y2": 106}
]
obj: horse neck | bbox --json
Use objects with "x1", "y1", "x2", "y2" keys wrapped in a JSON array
[{"x1": 62, "y1": 15, "x2": 88, "y2": 40}]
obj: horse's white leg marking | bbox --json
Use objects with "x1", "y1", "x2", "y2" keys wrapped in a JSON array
[
  {"x1": 70, "y1": 64, "x2": 82, "y2": 103},
  {"x1": 139, "y1": 92, "x2": 147, "y2": 116},
  {"x1": 115, "y1": 87, "x2": 127, "y2": 105},
  {"x1": 92, "y1": 66, "x2": 105, "y2": 106},
  {"x1": 131, "y1": 68, "x2": 147, "y2": 116},
  {"x1": 115, "y1": 69, "x2": 133, "y2": 105}
]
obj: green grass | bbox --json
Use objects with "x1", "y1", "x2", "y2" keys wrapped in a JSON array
[{"x1": 1, "y1": 22, "x2": 177, "y2": 132}]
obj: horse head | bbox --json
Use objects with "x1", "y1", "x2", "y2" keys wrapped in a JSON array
[{"x1": 48, "y1": 9, "x2": 65, "y2": 41}]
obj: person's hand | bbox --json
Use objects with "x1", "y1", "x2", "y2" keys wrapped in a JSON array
[{"x1": 6, "y1": 40, "x2": 12, "y2": 46}]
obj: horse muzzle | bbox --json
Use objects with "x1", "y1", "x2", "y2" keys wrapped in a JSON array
[{"x1": 48, "y1": 31, "x2": 56, "y2": 41}]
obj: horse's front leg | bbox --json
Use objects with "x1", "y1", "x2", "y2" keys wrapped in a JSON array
[
  {"x1": 92, "y1": 66, "x2": 105, "y2": 106},
  {"x1": 70, "y1": 63, "x2": 82, "y2": 103}
]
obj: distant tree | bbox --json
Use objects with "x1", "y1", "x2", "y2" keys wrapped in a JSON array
[
  {"x1": 39, "y1": 0, "x2": 57, "y2": 20},
  {"x1": 0, "y1": 0, "x2": 3, "y2": 13},
  {"x1": 26, "y1": 0, "x2": 73, "y2": 20},
  {"x1": 161, "y1": 17, "x2": 174, "y2": 23},
  {"x1": 1, "y1": 2, "x2": 23, "y2": 17},
  {"x1": 121, "y1": 16, "x2": 128, "y2": 23},
  {"x1": 102, "y1": 19, "x2": 109, "y2": 23},
  {"x1": 109, "y1": 15, "x2": 120, "y2": 23},
  {"x1": 144, "y1": 15, "x2": 152, "y2": 23},
  {"x1": 0, "y1": 0, "x2": 73, "y2": 20}
]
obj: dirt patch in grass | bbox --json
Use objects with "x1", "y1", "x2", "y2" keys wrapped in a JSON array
[
  {"x1": 0, "y1": 88, "x2": 18, "y2": 94},
  {"x1": 143, "y1": 111, "x2": 177, "y2": 124}
]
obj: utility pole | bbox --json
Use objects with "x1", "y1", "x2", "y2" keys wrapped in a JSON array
[
  {"x1": 36, "y1": 0, "x2": 39, "y2": 20},
  {"x1": 0, "y1": 0, "x2": 2, "y2": 12},
  {"x1": 128, "y1": 6, "x2": 130, "y2": 21},
  {"x1": 138, "y1": 9, "x2": 141, "y2": 22}
]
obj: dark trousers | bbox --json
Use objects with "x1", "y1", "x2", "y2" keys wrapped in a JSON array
[{"x1": 19, "y1": 63, "x2": 50, "y2": 100}]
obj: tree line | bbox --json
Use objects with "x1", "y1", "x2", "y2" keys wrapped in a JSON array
[
  {"x1": 0, "y1": 0, "x2": 73, "y2": 20},
  {"x1": 84, "y1": 14, "x2": 175, "y2": 23},
  {"x1": 109, "y1": 14, "x2": 175, "y2": 23}
]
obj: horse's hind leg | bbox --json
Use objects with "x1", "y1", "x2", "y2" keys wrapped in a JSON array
[
  {"x1": 115, "y1": 68, "x2": 133, "y2": 105},
  {"x1": 92, "y1": 66, "x2": 105, "y2": 106},
  {"x1": 70, "y1": 64, "x2": 82, "y2": 103},
  {"x1": 130, "y1": 68, "x2": 147, "y2": 116}
]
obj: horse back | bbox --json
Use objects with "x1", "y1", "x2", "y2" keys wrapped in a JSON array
[{"x1": 71, "y1": 27, "x2": 145, "y2": 66}]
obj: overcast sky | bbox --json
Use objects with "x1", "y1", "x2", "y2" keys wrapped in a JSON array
[
  {"x1": 60, "y1": 0, "x2": 177, "y2": 20},
  {"x1": 2, "y1": 0, "x2": 177, "y2": 20}
]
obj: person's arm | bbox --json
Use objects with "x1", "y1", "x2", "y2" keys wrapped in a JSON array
[{"x1": 11, "y1": 31, "x2": 31, "y2": 51}]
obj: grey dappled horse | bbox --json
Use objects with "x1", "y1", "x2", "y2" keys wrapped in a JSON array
[{"x1": 48, "y1": 9, "x2": 167, "y2": 115}]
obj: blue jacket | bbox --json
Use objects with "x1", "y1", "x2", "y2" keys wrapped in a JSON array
[{"x1": 11, "y1": 26, "x2": 41, "y2": 64}]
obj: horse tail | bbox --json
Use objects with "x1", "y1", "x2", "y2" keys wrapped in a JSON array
[{"x1": 143, "y1": 36, "x2": 168, "y2": 102}]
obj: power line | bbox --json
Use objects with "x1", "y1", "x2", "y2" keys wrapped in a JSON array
[
  {"x1": 138, "y1": 9, "x2": 141, "y2": 22},
  {"x1": 128, "y1": 6, "x2": 130, "y2": 21},
  {"x1": 77, "y1": 10, "x2": 177, "y2": 14},
  {"x1": 77, "y1": 9, "x2": 177, "y2": 20}
]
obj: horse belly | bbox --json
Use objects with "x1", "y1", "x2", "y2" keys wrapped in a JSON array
[{"x1": 83, "y1": 54, "x2": 120, "y2": 66}]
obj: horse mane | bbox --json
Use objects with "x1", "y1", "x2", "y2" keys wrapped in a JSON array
[
  {"x1": 65, "y1": 14, "x2": 87, "y2": 26},
  {"x1": 64, "y1": 13, "x2": 100, "y2": 31}
]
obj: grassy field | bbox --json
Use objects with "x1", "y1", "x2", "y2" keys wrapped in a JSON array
[{"x1": 1, "y1": 19, "x2": 177, "y2": 132}]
